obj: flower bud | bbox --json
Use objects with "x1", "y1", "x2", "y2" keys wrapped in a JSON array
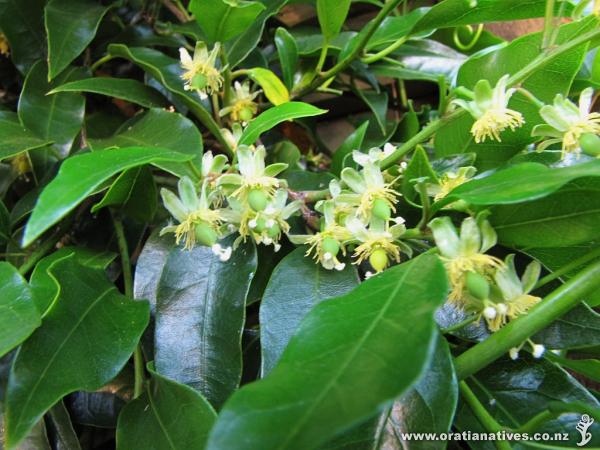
[
  {"x1": 248, "y1": 189, "x2": 268, "y2": 212},
  {"x1": 191, "y1": 73, "x2": 208, "y2": 90},
  {"x1": 372, "y1": 198, "x2": 391, "y2": 220},
  {"x1": 532, "y1": 344, "x2": 545, "y2": 358},
  {"x1": 195, "y1": 223, "x2": 218, "y2": 247},
  {"x1": 580, "y1": 133, "x2": 600, "y2": 156},
  {"x1": 321, "y1": 237, "x2": 340, "y2": 257},
  {"x1": 369, "y1": 248, "x2": 388, "y2": 272},
  {"x1": 465, "y1": 271, "x2": 490, "y2": 300}
]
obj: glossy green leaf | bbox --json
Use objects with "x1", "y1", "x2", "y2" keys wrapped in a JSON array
[
  {"x1": 275, "y1": 27, "x2": 298, "y2": 90},
  {"x1": 260, "y1": 248, "x2": 359, "y2": 375},
  {"x1": 49, "y1": 78, "x2": 168, "y2": 108},
  {"x1": 0, "y1": 419, "x2": 51, "y2": 450},
  {"x1": 455, "y1": 357, "x2": 600, "y2": 448},
  {"x1": 92, "y1": 166, "x2": 157, "y2": 223},
  {"x1": 0, "y1": 112, "x2": 52, "y2": 161},
  {"x1": 402, "y1": 146, "x2": 437, "y2": 202},
  {"x1": 22, "y1": 146, "x2": 192, "y2": 247},
  {"x1": 155, "y1": 235, "x2": 257, "y2": 409},
  {"x1": 46, "y1": 401, "x2": 82, "y2": 450},
  {"x1": 116, "y1": 367, "x2": 216, "y2": 450},
  {"x1": 545, "y1": 352, "x2": 600, "y2": 383},
  {"x1": 492, "y1": 178, "x2": 600, "y2": 248},
  {"x1": 90, "y1": 108, "x2": 203, "y2": 180},
  {"x1": 29, "y1": 246, "x2": 116, "y2": 315},
  {"x1": 0, "y1": 262, "x2": 40, "y2": 358},
  {"x1": 534, "y1": 303, "x2": 600, "y2": 350},
  {"x1": 355, "y1": 90, "x2": 387, "y2": 136},
  {"x1": 189, "y1": 0, "x2": 265, "y2": 43},
  {"x1": 4, "y1": 257, "x2": 149, "y2": 448},
  {"x1": 435, "y1": 18, "x2": 594, "y2": 170},
  {"x1": 247, "y1": 68, "x2": 289, "y2": 105},
  {"x1": 18, "y1": 61, "x2": 86, "y2": 157},
  {"x1": 0, "y1": 0, "x2": 46, "y2": 73},
  {"x1": 239, "y1": 102, "x2": 327, "y2": 146},
  {"x1": 45, "y1": 0, "x2": 113, "y2": 80},
  {"x1": 439, "y1": 160, "x2": 600, "y2": 209},
  {"x1": 368, "y1": 8, "x2": 429, "y2": 49},
  {"x1": 316, "y1": 0, "x2": 350, "y2": 41},
  {"x1": 330, "y1": 121, "x2": 369, "y2": 176},
  {"x1": 0, "y1": 200, "x2": 9, "y2": 248},
  {"x1": 206, "y1": 254, "x2": 448, "y2": 450},
  {"x1": 106, "y1": 44, "x2": 223, "y2": 146}
]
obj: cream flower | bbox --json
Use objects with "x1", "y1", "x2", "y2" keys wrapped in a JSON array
[
  {"x1": 532, "y1": 87, "x2": 600, "y2": 158},
  {"x1": 453, "y1": 75, "x2": 524, "y2": 143},
  {"x1": 179, "y1": 42, "x2": 223, "y2": 99},
  {"x1": 220, "y1": 81, "x2": 260, "y2": 123},
  {"x1": 426, "y1": 166, "x2": 476, "y2": 202}
]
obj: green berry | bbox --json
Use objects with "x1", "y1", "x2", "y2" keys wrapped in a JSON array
[
  {"x1": 247, "y1": 189, "x2": 268, "y2": 212},
  {"x1": 267, "y1": 222, "x2": 281, "y2": 238},
  {"x1": 238, "y1": 106, "x2": 254, "y2": 122},
  {"x1": 465, "y1": 271, "x2": 490, "y2": 300},
  {"x1": 191, "y1": 73, "x2": 208, "y2": 90},
  {"x1": 580, "y1": 133, "x2": 600, "y2": 156},
  {"x1": 321, "y1": 237, "x2": 340, "y2": 257},
  {"x1": 369, "y1": 248, "x2": 388, "y2": 272},
  {"x1": 253, "y1": 217, "x2": 267, "y2": 233},
  {"x1": 194, "y1": 222, "x2": 217, "y2": 247},
  {"x1": 372, "y1": 198, "x2": 391, "y2": 220}
]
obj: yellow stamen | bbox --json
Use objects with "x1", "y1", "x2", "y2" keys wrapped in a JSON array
[
  {"x1": 471, "y1": 108, "x2": 524, "y2": 143},
  {"x1": 174, "y1": 209, "x2": 222, "y2": 250},
  {"x1": 442, "y1": 254, "x2": 503, "y2": 304}
]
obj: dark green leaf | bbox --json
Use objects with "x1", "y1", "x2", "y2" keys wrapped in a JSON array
[
  {"x1": 0, "y1": 0, "x2": 46, "y2": 73},
  {"x1": 92, "y1": 166, "x2": 157, "y2": 223},
  {"x1": 4, "y1": 257, "x2": 149, "y2": 448},
  {"x1": 316, "y1": 0, "x2": 350, "y2": 41},
  {"x1": 22, "y1": 146, "x2": 192, "y2": 247},
  {"x1": 116, "y1": 366, "x2": 216, "y2": 450},
  {"x1": 45, "y1": 0, "x2": 113, "y2": 80},
  {"x1": 189, "y1": 0, "x2": 265, "y2": 43},
  {"x1": 155, "y1": 235, "x2": 257, "y2": 409},
  {"x1": 402, "y1": 146, "x2": 437, "y2": 202},
  {"x1": 354, "y1": 90, "x2": 387, "y2": 136},
  {"x1": 49, "y1": 78, "x2": 168, "y2": 108},
  {"x1": 29, "y1": 246, "x2": 116, "y2": 315},
  {"x1": 0, "y1": 112, "x2": 52, "y2": 161},
  {"x1": 0, "y1": 262, "x2": 40, "y2": 358},
  {"x1": 134, "y1": 231, "x2": 174, "y2": 312},
  {"x1": 46, "y1": 401, "x2": 82, "y2": 450},
  {"x1": 239, "y1": 102, "x2": 327, "y2": 146},
  {"x1": 275, "y1": 27, "x2": 298, "y2": 90},
  {"x1": 206, "y1": 254, "x2": 448, "y2": 450},
  {"x1": 534, "y1": 303, "x2": 600, "y2": 350},
  {"x1": 331, "y1": 121, "x2": 369, "y2": 176},
  {"x1": 260, "y1": 248, "x2": 359, "y2": 375},
  {"x1": 90, "y1": 108, "x2": 203, "y2": 180},
  {"x1": 545, "y1": 352, "x2": 600, "y2": 384},
  {"x1": 368, "y1": 8, "x2": 429, "y2": 49},
  {"x1": 18, "y1": 61, "x2": 86, "y2": 157}
]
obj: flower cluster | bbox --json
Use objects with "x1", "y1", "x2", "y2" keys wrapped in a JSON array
[{"x1": 291, "y1": 147, "x2": 412, "y2": 274}]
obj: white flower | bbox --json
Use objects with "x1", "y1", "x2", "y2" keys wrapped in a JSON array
[
  {"x1": 179, "y1": 42, "x2": 223, "y2": 99},
  {"x1": 220, "y1": 81, "x2": 260, "y2": 123}
]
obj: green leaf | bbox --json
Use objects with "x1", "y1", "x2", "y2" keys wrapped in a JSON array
[
  {"x1": 438, "y1": 160, "x2": 600, "y2": 209},
  {"x1": 412, "y1": 0, "x2": 555, "y2": 35},
  {"x1": 189, "y1": 0, "x2": 265, "y2": 43},
  {"x1": 134, "y1": 231, "x2": 174, "y2": 312},
  {"x1": 491, "y1": 178, "x2": 600, "y2": 248},
  {"x1": 368, "y1": 8, "x2": 429, "y2": 49},
  {"x1": 29, "y1": 246, "x2": 116, "y2": 315},
  {"x1": 45, "y1": 0, "x2": 113, "y2": 80},
  {"x1": 206, "y1": 254, "x2": 448, "y2": 450},
  {"x1": 155, "y1": 235, "x2": 257, "y2": 409},
  {"x1": 18, "y1": 61, "x2": 86, "y2": 157},
  {"x1": 435, "y1": 18, "x2": 594, "y2": 170},
  {"x1": 0, "y1": 419, "x2": 51, "y2": 450},
  {"x1": 239, "y1": 102, "x2": 327, "y2": 146},
  {"x1": 46, "y1": 401, "x2": 82, "y2": 450},
  {"x1": 91, "y1": 166, "x2": 158, "y2": 223},
  {"x1": 90, "y1": 108, "x2": 203, "y2": 180},
  {"x1": 455, "y1": 356, "x2": 600, "y2": 448},
  {"x1": 275, "y1": 27, "x2": 298, "y2": 90},
  {"x1": 4, "y1": 257, "x2": 149, "y2": 448},
  {"x1": 331, "y1": 121, "x2": 369, "y2": 176},
  {"x1": 116, "y1": 366, "x2": 216, "y2": 450},
  {"x1": 545, "y1": 352, "x2": 600, "y2": 383},
  {"x1": 49, "y1": 78, "x2": 168, "y2": 108},
  {"x1": 0, "y1": 262, "x2": 40, "y2": 358},
  {"x1": 246, "y1": 68, "x2": 289, "y2": 105},
  {"x1": 316, "y1": 0, "x2": 351, "y2": 41},
  {"x1": 259, "y1": 248, "x2": 359, "y2": 375},
  {"x1": 402, "y1": 145, "x2": 437, "y2": 202},
  {"x1": 0, "y1": 0, "x2": 46, "y2": 74},
  {"x1": 534, "y1": 303, "x2": 600, "y2": 350},
  {"x1": 22, "y1": 146, "x2": 193, "y2": 247},
  {"x1": 354, "y1": 90, "x2": 387, "y2": 136},
  {"x1": 106, "y1": 44, "x2": 223, "y2": 148},
  {"x1": 0, "y1": 199, "x2": 9, "y2": 248},
  {"x1": 0, "y1": 112, "x2": 52, "y2": 161}
]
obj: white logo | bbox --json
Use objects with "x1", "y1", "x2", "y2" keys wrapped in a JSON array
[{"x1": 576, "y1": 414, "x2": 594, "y2": 447}]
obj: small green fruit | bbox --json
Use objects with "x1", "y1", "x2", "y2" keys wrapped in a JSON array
[
  {"x1": 253, "y1": 217, "x2": 267, "y2": 233},
  {"x1": 248, "y1": 189, "x2": 268, "y2": 211},
  {"x1": 191, "y1": 73, "x2": 208, "y2": 90},
  {"x1": 238, "y1": 106, "x2": 254, "y2": 122},
  {"x1": 267, "y1": 222, "x2": 281, "y2": 238},
  {"x1": 369, "y1": 248, "x2": 388, "y2": 272},
  {"x1": 195, "y1": 222, "x2": 217, "y2": 247},
  {"x1": 321, "y1": 237, "x2": 340, "y2": 257},
  {"x1": 580, "y1": 133, "x2": 600, "y2": 156},
  {"x1": 372, "y1": 198, "x2": 391, "y2": 220},
  {"x1": 465, "y1": 271, "x2": 490, "y2": 300}
]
